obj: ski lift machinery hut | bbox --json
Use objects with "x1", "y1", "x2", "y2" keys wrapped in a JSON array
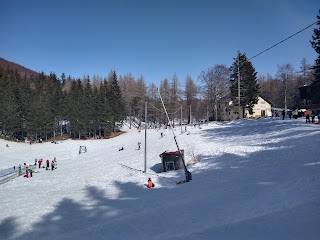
[{"x1": 159, "y1": 150, "x2": 184, "y2": 172}]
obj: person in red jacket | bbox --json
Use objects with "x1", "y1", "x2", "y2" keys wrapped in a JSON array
[
  {"x1": 38, "y1": 159, "x2": 42, "y2": 168},
  {"x1": 147, "y1": 178, "x2": 155, "y2": 188}
]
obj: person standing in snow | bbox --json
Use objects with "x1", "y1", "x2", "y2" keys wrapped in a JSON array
[
  {"x1": 54, "y1": 157, "x2": 57, "y2": 169},
  {"x1": 311, "y1": 111, "x2": 315, "y2": 123},
  {"x1": 282, "y1": 110, "x2": 285, "y2": 120},
  {"x1": 29, "y1": 168, "x2": 33, "y2": 177},
  {"x1": 46, "y1": 159, "x2": 50, "y2": 170},
  {"x1": 24, "y1": 166, "x2": 29, "y2": 178},
  {"x1": 306, "y1": 114, "x2": 310, "y2": 123},
  {"x1": 38, "y1": 159, "x2": 42, "y2": 168},
  {"x1": 147, "y1": 178, "x2": 155, "y2": 188},
  {"x1": 51, "y1": 160, "x2": 55, "y2": 171}
]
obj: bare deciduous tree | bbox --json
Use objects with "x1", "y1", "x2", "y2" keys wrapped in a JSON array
[
  {"x1": 258, "y1": 74, "x2": 282, "y2": 108},
  {"x1": 184, "y1": 75, "x2": 197, "y2": 124},
  {"x1": 170, "y1": 74, "x2": 181, "y2": 127},
  {"x1": 298, "y1": 58, "x2": 314, "y2": 86},
  {"x1": 198, "y1": 64, "x2": 230, "y2": 120},
  {"x1": 276, "y1": 63, "x2": 298, "y2": 110}
]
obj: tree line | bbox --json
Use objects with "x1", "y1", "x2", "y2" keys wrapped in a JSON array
[
  {"x1": 0, "y1": 69, "x2": 126, "y2": 140},
  {"x1": 0, "y1": 54, "x2": 313, "y2": 141},
  {"x1": 1, "y1": 10, "x2": 319, "y2": 141}
]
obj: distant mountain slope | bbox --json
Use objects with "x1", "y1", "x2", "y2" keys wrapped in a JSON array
[{"x1": 0, "y1": 57, "x2": 39, "y2": 78}]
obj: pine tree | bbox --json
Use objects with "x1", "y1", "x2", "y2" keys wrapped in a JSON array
[
  {"x1": 107, "y1": 71, "x2": 125, "y2": 132},
  {"x1": 310, "y1": 10, "x2": 320, "y2": 103},
  {"x1": 98, "y1": 80, "x2": 112, "y2": 136},
  {"x1": 83, "y1": 76, "x2": 94, "y2": 137},
  {"x1": 0, "y1": 69, "x2": 23, "y2": 137},
  {"x1": 49, "y1": 72, "x2": 64, "y2": 138},
  {"x1": 66, "y1": 79, "x2": 84, "y2": 138},
  {"x1": 24, "y1": 73, "x2": 53, "y2": 140},
  {"x1": 230, "y1": 52, "x2": 259, "y2": 115},
  {"x1": 91, "y1": 86, "x2": 101, "y2": 137},
  {"x1": 0, "y1": 67, "x2": 4, "y2": 132}
]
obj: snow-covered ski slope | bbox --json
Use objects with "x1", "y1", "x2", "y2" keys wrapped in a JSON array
[{"x1": 0, "y1": 118, "x2": 320, "y2": 240}]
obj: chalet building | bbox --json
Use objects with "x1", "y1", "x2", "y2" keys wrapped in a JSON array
[
  {"x1": 217, "y1": 95, "x2": 271, "y2": 121},
  {"x1": 245, "y1": 96, "x2": 272, "y2": 119}
]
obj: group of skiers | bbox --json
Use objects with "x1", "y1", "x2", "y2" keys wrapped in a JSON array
[
  {"x1": 36, "y1": 158, "x2": 56, "y2": 170},
  {"x1": 40, "y1": 158, "x2": 57, "y2": 171},
  {"x1": 21, "y1": 157, "x2": 57, "y2": 179},
  {"x1": 305, "y1": 111, "x2": 319, "y2": 123},
  {"x1": 21, "y1": 163, "x2": 33, "y2": 178}
]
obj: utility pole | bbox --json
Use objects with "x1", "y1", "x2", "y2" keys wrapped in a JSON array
[
  {"x1": 237, "y1": 53, "x2": 241, "y2": 119},
  {"x1": 144, "y1": 102, "x2": 147, "y2": 173},
  {"x1": 284, "y1": 73, "x2": 287, "y2": 114},
  {"x1": 158, "y1": 88, "x2": 191, "y2": 182},
  {"x1": 60, "y1": 120, "x2": 63, "y2": 140},
  {"x1": 180, "y1": 104, "x2": 182, "y2": 134}
]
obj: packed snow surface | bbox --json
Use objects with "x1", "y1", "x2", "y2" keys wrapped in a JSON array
[{"x1": 0, "y1": 118, "x2": 320, "y2": 240}]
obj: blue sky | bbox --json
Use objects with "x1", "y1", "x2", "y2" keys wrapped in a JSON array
[{"x1": 1, "y1": 0, "x2": 318, "y2": 85}]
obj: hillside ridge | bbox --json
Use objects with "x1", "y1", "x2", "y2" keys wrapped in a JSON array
[{"x1": 0, "y1": 57, "x2": 39, "y2": 78}]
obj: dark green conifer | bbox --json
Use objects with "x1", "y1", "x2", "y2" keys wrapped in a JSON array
[
  {"x1": 310, "y1": 10, "x2": 320, "y2": 103},
  {"x1": 230, "y1": 52, "x2": 260, "y2": 115}
]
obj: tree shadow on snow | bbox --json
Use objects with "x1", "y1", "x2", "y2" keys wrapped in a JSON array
[
  {"x1": 202, "y1": 119, "x2": 312, "y2": 139},
  {"x1": 2, "y1": 120, "x2": 319, "y2": 240},
  {"x1": 8, "y1": 181, "x2": 176, "y2": 240},
  {"x1": 0, "y1": 217, "x2": 17, "y2": 240}
]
